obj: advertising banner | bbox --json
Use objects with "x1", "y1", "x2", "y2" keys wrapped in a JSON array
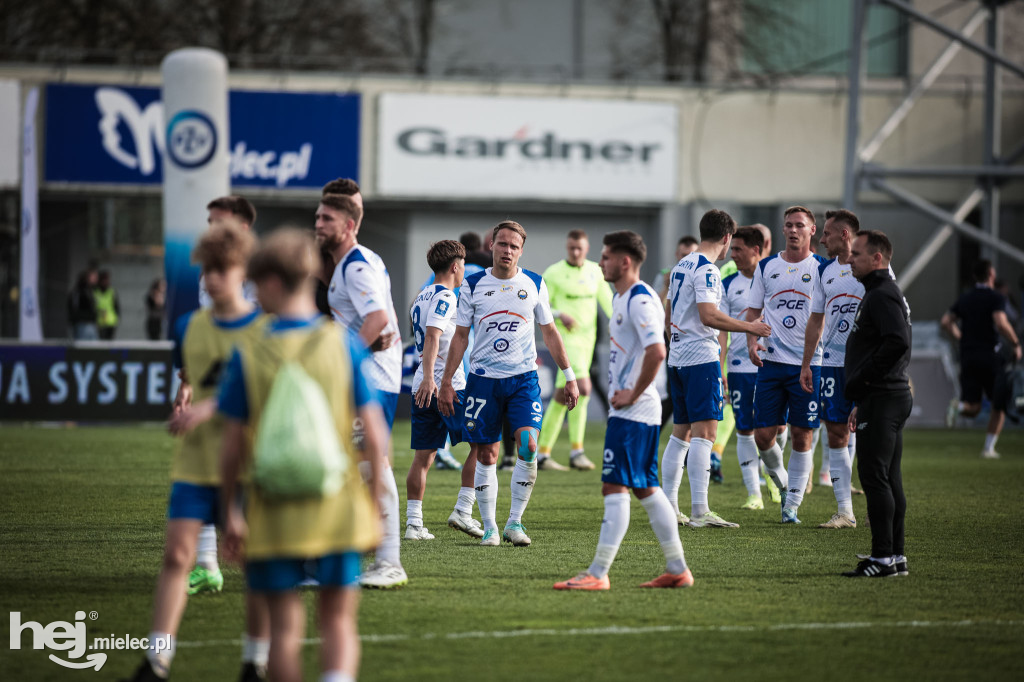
[
  {"x1": 20, "y1": 87, "x2": 42, "y2": 342},
  {"x1": 0, "y1": 79, "x2": 20, "y2": 188},
  {"x1": 377, "y1": 93, "x2": 677, "y2": 202},
  {"x1": 44, "y1": 83, "x2": 359, "y2": 188},
  {"x1": 0, "y1": 342, "x2": 178, "y2": 421}
]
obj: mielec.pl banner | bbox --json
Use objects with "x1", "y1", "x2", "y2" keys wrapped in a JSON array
[
  {"x1": 19, "y1": 86, "x2": 43, "y2": 342},
  {"x1": 377, "y1": 93, "x2": 678, "y2": 202}
]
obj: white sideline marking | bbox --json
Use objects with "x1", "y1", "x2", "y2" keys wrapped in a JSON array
[{"x1": 177, "y1": 619, "x2": 1024, "y2": 649}]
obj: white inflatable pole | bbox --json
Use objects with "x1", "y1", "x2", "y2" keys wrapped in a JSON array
[{"x1": 161, "y1": 48, "x2": 229, "y2": 331}]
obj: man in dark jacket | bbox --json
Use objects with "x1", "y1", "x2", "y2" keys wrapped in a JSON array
[{"x1": 843, "y1": 230, "x2": 912, "y2": 578}]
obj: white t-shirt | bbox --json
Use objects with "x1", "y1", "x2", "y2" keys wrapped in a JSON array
[
  {"x1": 720, "y1": 270, "x2": 757, "y2": 374},
  {"x1": 811, "y1": 259, "x2": 896, "y2": 368},
  {"x1": 456, "y1": 267, "x2": 554, "y2": 379},
  {"x1": 410, "y1": 284, "x2": 465, "y2": 392},
  {"x1": 609, "y1": 282, "x2": 665, "y2": 425},
  {"x1": 327, "y1": 244, "x2": 402, "y2": 394},
  {"x1": 667, "y1": 252, "x2": 722, "y2": 368},
  {"x1": 746, "y1": 251, "x2": 826, "y2": 367}
]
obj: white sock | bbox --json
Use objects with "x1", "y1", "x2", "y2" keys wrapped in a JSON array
[
  {"x1": 587, "y1": 492, "x2": 630, "y2": 579},
  {"x1": 640, "y1": 489, "x2": 687, "y2": 574},
  {"x1": 321, "y1": 672, "x2": 355, "y2": 682},
  {"x1": 687, "y1": 437, "x2": 713, "y2": 518},
  {"x1": 242, "y1": 635, "x2": 269, "y2": 666},
  {"x1": 475, "y1": 462, "x2": 498, "y2": 532},
  {"x1": 507, "y1": 459, "x2": 538, "y2": 524},
  {"x1": 197, "y1": 524, "x2": 218, "y2": 571},
  {"x1": 660, "y1": 436, "x2": 689, "y2": 516},
  {"x1": 736, "y1": 434, "x2": 761, "y2": 496},
  {"x1": 455, "y1": 486, "x2": 476, "y2": 515},
  {"x1": 829, "y1": 446, "x2": 854, "y2": 516},
  {"x1": 406, "y1": 499, "x2": 423, "y2": 527},
  {"x1": 147, "y1": 631, "x2": 175, "y2": 676},
  {"x1": 377, "y1": 467, "x2": 402, "y2": 565},
  {"x1": 870, "y1": 555, "x2": 894, "y2": 565},
  {"x1": 776, "y1": 428, "x2": 789, "y2": 451},
  {"x1": 785, "y1": 449, "x2": 813, "y2": 510},
  {"x1": 984, "y1": 433, "x2": 999, "y2": 453},
  {"x1": 758, "y1": 443, "x2": 789, "y2": 492},
  {"x1": 849, "y1": 432, "x2": 857, "y2": 458}
]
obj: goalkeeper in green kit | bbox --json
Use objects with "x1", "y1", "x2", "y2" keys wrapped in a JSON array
[{"x1": 537, "y1": 229, "x2": 613, "y2": 471}]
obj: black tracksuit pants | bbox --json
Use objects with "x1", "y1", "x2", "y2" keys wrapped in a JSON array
[{"x1": 855, "y1": 388, "x2": 913, "y2": 558}]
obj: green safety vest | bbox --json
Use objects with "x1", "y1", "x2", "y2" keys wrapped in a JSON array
[{"x1": 94, "y1": 288, "x2": 118, "y2": 327}]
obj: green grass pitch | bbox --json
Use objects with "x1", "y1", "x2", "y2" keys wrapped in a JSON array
[{"x1": 1, "y1": 423, "x2": 1022, "y2": 681}]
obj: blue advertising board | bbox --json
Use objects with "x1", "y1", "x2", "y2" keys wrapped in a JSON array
[{"x1": 44, "y1": 83, "x2": 359, "y2": 187}]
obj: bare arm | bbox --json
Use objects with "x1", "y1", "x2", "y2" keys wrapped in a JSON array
[
  {"x1": 541, "y1": 321, "x2": 579, "y2": 410},
  {"x1": 717, "y1": 329, "x2": 729, "y2": 392},
  {"x1": 940, "y1": 311, "x2": 961, "y2": 342},
  {"x1": 610, "y1": 343, "x2": 666, "y2": 409},
  {"x1": 414, "y1": 327, "x2": 442, "y2": 408},
  {"x1": 219, "y1": 419, "x2": 248, "y2": 564},
  {"x1": 359, "y1": 310, "x2": 392, "y2": 350},
  {"x1": 745, "y1": 307, "x2": 767, "y2": 368},
  {"x1": 438, "y1": 325, "x2": 470, "y2": 416},
  {"x1": 698, "y1": 302, "x2": 771, "y2": 336},
  {"x1": 994, "y1": 310, "x2": 1022, "y2": 361},
  {"x1": 799, "y1": 312, "x2": 825, "y2": 393}
]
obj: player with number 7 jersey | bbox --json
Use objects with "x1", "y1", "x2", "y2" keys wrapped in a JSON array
[{"x1": 439, "y1": 221, "x2": 579, "y2": 548}]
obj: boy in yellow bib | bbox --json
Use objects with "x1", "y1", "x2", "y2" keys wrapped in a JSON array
[
  {"x1": 219, "y1": 229, "x2": 385, "y2": 682},
  {"x1": 123, "y1": 225, "x2": 267, "y2": 682}
]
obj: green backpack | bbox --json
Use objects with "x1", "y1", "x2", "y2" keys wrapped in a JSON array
[{"x1": 252, "y1": 339, "x2": 349, "y2": 499}]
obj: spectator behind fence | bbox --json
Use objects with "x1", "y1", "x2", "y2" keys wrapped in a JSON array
[
  {"x1": 94, "y1": 270, "x2": 121, "y2": 340},
  {"x1": 68, "y1": 268, "x2": 99, "y2": 340},
  {"x1": 146, "y1": 278, "x2": 166, "y2": 340}
]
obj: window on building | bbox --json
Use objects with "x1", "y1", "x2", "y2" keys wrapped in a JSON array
[{"x1": 742, "y1": 0, "x2": 907, "y2": 78}]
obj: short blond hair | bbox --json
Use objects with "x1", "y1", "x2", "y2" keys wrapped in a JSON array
[
  {"x1": 192, "y1": 223, "x2": 255, "y2": 271},
  {"x1": 247, "y1": 228, "x2": 317, "y2": 293},
  {"x1": 492, "y1": 220, "x2": 527, "y2": 244}
]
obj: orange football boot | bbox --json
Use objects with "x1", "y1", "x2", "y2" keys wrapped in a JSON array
[
  {"x1": 639, "y1": 569, "x2": 694, "y2": 588},
  {"x1": 553, "y1": 572, "x2": 610, "y2": 591}
]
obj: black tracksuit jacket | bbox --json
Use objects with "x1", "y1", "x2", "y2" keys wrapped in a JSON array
[{"x1": 844, "y1": 269, "x2": 912, "y2": 401}]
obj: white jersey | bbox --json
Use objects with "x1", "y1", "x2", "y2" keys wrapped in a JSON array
[
  {"x1": 812, "y1": 259, "x2": 896, "y2": 367},
  {"x1": 667, "y1": 252, "x2": 722, "y2": 368},
  {"x1": 199, "y1": 277, "x2": 258, "y2": 309},
  {"x1": 609, "y1": 282, "x2": 665, "y2": 425},
  {"x1": 720, "y1": 270, "x2": 757, "y2": 374},
  {"x1": 746, "y1": 251, "x2": 826, "y2": 367},
  {"x1": 456, "y1": 267, "x2": 554, "y2": 379},
  {"x1": 410, "y1": 284, "x2": 465, "y2": 392},
  {"x1": 327, "y1": 244, "x2": 402, "y2": 394}
]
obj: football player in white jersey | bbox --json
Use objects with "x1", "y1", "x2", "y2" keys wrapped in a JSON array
[
  {"x1": 744, "y1": 205, "x2": 828, "y2": 524},
  {"x1": 800, "y1": 209, "x2": 873, "y2": 529},
  {"x1": 662, "y1": 210, "x2": 772, "y2": 529},
  {"x1": 555, "y1": 231, "x2": 695, "y2": 589},
  {"x1": 317, "y1": 193, "x2": 407, "y2": 588},
  {"x1": 406, "y1": 240, "x2": 485, "y2": 541},
  {"x1": 439, "y1": 221, "x2": 578, "y2": 547},
  {"x1": 718, "y1": 226, "x2": 770, "y2": 510}
]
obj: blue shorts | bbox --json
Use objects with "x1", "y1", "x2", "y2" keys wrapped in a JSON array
[
  {"x1": 727, "y1": 372, "x2": 758, "y2": 432},
  {"x1": 601, "y1": 417, "x2": 661, "y2": 489},
  {"x1": 167, "y1": 482, "x2": 219, "y2": 524},
  {"x1": 668, "y1": 362, "x2": 724, "y2": 424},
  {"x1": 753, "y1": 361, "x2": 820, "y2": 429},
  {"x1": 246, "y1": 551, "x2": 362, "y2": 592},
  {"x1": 819, "y1": 366, "x2": 854, "y2": 423},
  {"x1": 462, "y1": 371, "x2": 542, "y2": 443},
  {"x1": 411, "y1": 390, "x2": 465, "y2": 450},
  {"x1": 379, "y1": 391, "x2": 399, "y2": 431}
]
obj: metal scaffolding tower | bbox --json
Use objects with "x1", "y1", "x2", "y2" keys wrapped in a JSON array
[{"x1": 842, "y1": 0, "x2": 1024, "y2": 290}]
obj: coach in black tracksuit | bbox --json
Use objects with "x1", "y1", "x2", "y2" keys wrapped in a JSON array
[{"x1": 843, "y1": 230, "x2": 912, "y2": 579}]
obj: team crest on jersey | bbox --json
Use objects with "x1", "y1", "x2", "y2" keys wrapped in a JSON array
[
  {"x1": 517, "y1": 289, "x2": 527, "y2": 300},
  {"x1": 801, "y1": 273, "x2": 812, "y2": 282},
  {"x1": 466, "y1": 419, "x2": 477, "y2": 431},
  {"x1": 330, "y1": 284, "x2": 335, "y2": 292},
  {"x1": 435, "y1": 300, "x2": 449, "y2": 316},
  {"x1": 616, "y1": 313, "x2": 623, "y2": 325}
]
